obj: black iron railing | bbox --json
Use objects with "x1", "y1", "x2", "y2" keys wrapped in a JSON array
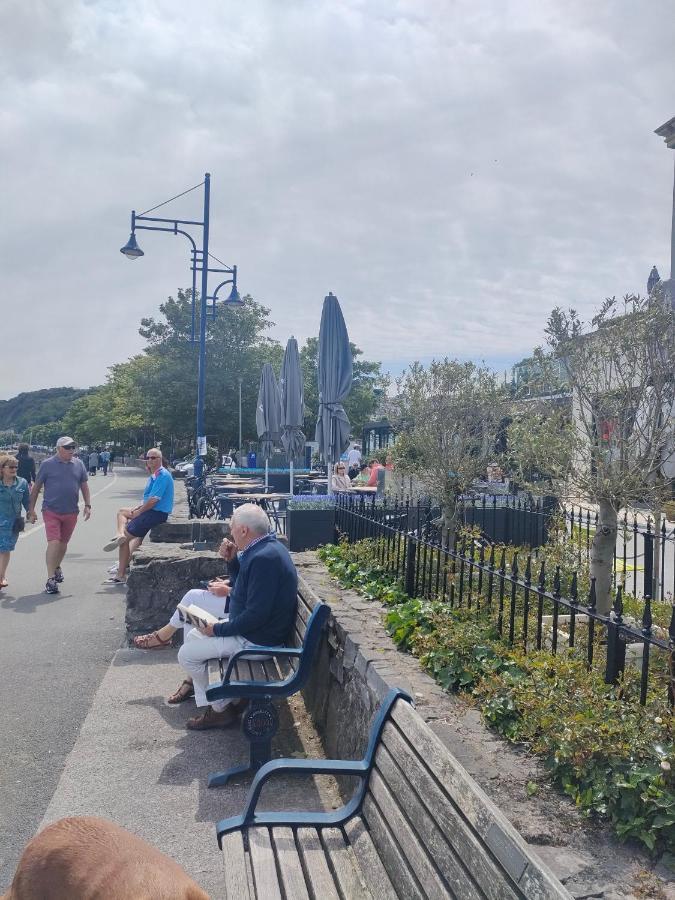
[
  {"x1": 335, "y1": 494, "x2": 675, "y2": 707},
  {"x1": 455, "y1": 495, "x2": 675, "y2": 602}
]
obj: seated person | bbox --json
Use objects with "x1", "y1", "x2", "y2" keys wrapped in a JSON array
[
  {"x1": 103, "y1": 450, "x2": 173, "y2": 584},
  {"x1": 367, "y1": 458, "x2": 384, "y2": 486},
  {"x1": 353, "y1": 462, "x2": 371, "y2": 484},
  {"x1": 177, "y1": 503, "x2": 297, "y2": 730},
  {"x1": 132, "y1": 536, "x2": 238, "y2": 708},
  {"x1": 330, "y1": 461, "x2": 352, "y2": 492}
]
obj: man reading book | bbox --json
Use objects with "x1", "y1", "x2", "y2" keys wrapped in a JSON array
[{"x1": 177, "y1": 503, "x2": 297, "y2": 730}]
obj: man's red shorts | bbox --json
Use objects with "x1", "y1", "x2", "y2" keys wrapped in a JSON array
[{"x1": 43, "y1": 510, "x2": 78, "y2": 543}]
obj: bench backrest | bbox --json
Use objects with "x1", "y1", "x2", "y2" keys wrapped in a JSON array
[
  {"x1": 282, "y1": 600, "x2": 330, "y2": 693},
  {"x1": 361, "y1": 694, "x2": 567, "y2": 899}
]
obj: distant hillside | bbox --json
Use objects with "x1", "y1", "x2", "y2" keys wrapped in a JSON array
[{"x1": 0, "y1": 387, "x2": 97, "y2": 432}]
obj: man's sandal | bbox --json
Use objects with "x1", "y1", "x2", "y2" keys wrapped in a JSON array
[
  {"x1": 133, "y1": 631, "x2": 172, "y2": 650},
  {"x1": 167, "y1": 680, "x2": 195, "y2": 704}
]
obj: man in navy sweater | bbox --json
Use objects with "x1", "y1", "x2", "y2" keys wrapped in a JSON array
[{"x1": 177, "y1": 503, "x2": 298, "y2": 730}]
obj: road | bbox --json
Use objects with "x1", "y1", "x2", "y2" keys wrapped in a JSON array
[{"x1": 0, "y1": 467, "x2": 146, "y2": 890}]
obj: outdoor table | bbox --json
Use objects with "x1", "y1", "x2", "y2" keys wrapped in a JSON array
[
  {"x1": 351, "y1": 485, "x2": 377, "y2": 494},
  {"x1": 221, "y1": 492, "x2": 290, "y2": 532}
]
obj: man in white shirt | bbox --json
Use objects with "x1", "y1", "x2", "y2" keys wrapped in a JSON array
[{"x1": 347, "y1": 444, "x2": 362, "y2": 479}]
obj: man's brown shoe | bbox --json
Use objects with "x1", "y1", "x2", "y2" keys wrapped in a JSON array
[{"x1": 186, "y1": 706, "x2": 238, "y2": 730}]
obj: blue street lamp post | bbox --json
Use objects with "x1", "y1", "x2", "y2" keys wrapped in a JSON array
[{"x1": 120, "y1": 173, "x2": 242, "y2": 475}]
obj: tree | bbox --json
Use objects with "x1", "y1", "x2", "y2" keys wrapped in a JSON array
[
  {"x1": 510, "y1": 292, "x2": 675, "y2": 614},
  {"x1": 300, "y1": 337, "x2": 387, "y2": 439},
  {"x1": 21, "y1": 421, "x2": 64, "y2": 447},
  {"x1": 137, "y1": 289, "x2": 283, "y2": 448},
  {"x1": 392, "y1": 360, "x2": 506, "y2": 541}
]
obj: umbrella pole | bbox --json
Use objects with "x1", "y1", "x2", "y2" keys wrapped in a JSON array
[
  {"x1": 290, "y1": 459, "x2": 294, "y2": 496},
  {"x1": 265, "y1": 458, "x2": 269, "y2": 490}
]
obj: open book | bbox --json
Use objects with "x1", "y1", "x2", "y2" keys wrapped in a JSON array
[{"x1": 176, "y1": 603, "x2": 226, "y2": 629}]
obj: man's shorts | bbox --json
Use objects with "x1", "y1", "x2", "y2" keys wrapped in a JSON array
[
  {"x1": 126, "y1": 509, "x2": 169, "y2": 539},
  {"x1": 43, "y1": 510, "x2": 79, "y2": 543}
]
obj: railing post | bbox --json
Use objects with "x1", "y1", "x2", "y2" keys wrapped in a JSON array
[
  {"x1": 643, "y1": 524, "x2": 654, "y2": 599},
  {"x1": 605, "y1": 586, "x2": 626, "y2": 685},
  {"x1": 404, "y1": 533, "x2": 417, "y2": 597}
]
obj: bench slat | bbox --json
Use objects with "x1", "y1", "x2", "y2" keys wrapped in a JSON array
[
  {"x1": 344, "y1": 815, "x2": 403, "y2": 900},
  {"x1": 374, "y1": 741, "x2": 484, "y2": 900},
  {"x1": 207, "y1": 658, "x2": 223, "y2": 690},
  {"x1": 391, "y1": 701, "x2": 556, "y2": 896},
  {"x1": 366, "y1": 770, "x2": 452, "y2": 899},
  {"x1": 248, "y1": 660, "x2": 268, "y2": 682},
  {"x1": 270, "y1": 827, "x2": 311, "y2": 900},
  {"x1": 248, "y1": 827, "x2": 283, "y2": 900},
  {"x1": 221, "y1": 831, "x2": 253, "y2": 900},
  {"x1": 321, "y1": 826, "x2": 374, "y2": 900},
  {"x1": 295, "y1": 828, "x2": 342, "y2": 900},
  {"x1": 380, "y1": 723, "x2": 519, "y2": 900}
]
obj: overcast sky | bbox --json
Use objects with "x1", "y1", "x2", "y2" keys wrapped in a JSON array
[{"x1": 1, "y1": 0, "x2": 674, "y2": 400}]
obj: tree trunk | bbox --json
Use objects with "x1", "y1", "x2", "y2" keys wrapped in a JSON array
[{"x1": 590, "y1": 499, "x2": 617, "y2": 615}]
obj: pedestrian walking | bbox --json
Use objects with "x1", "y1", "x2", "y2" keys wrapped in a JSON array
[
  {"x1": 88, "y1": 449, "x2": 99, "y2": 476},
  {"x1": 100, "y1": 448, "x2": 111, "y2": 476},
  {"x1": 15, "y1": 443, "x2": 36, "y2": 485},
  {"x1": 0, "y1": 453, "x2": 30, "y2": 590},
  {"x1": 108, "y1": 449, "x2": 115, "y2": 472},
  {"x1": 27, "y1": 436, "x2": 91, "y2": 594}
]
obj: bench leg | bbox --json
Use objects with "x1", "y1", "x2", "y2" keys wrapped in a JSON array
[{"x1": 207, "y1": 699, "x2": 279, "y2": 789}]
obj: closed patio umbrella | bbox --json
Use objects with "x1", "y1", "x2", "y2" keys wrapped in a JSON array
[
  {"x1": 315, "y1": 292, "x2": 353, "y2": 467},
  {"x1": 279, "y1": 336, "x2": 305, "y2": 495},
  {"x1": 256, "y1": 363, "x2": 282, "y2": 488}
]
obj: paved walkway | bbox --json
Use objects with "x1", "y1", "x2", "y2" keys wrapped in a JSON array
[
  {"x1": 37, "y1": 647, "x2": 331, "y2": 898},
  {"x1": 0, "y1": 467, "x2": 335, "y2": 897}
]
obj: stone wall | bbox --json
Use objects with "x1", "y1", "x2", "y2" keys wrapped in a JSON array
[{"x1": 124, "y1": 477, "x2": 231, "y2": 640}]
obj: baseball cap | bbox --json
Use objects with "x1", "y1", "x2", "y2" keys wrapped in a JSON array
[{"x1": 56, "y1": 436, "x2": 77, "y2": 448}]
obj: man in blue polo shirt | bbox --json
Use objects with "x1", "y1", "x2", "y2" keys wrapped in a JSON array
[{"x1": 102, "y1": 449, "x2": 174, "y2": 584}]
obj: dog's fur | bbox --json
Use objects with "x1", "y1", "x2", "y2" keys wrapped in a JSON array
[{"x1": 1, "y1": 817, "x2": 209, "y2": 900}]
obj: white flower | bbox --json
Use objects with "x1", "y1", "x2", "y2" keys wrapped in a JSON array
[{"x1": 660, "y1": 760, "x2": 671, "y2": 771}]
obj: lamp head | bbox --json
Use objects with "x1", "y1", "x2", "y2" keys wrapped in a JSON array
[
  {"x1": 120, "y1": 232, "x2": 144, "y2": 260},
  {"x1": 224, "y1": 281, "x2": 243, "y2": 307}
]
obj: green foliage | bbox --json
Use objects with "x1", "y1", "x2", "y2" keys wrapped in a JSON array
[
  {"x1": 0, "y1": 387, "x2": 94, "y2": 433},
  {"x1": 320, "y1": 537, "x2": 675, "y2": 855},
  {"x1": 391, "y1": 360, "x2": 507, "y2": 534}
]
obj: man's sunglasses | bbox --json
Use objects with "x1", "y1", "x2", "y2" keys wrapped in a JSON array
[
  {"x1": 145, "y1": 455, "x2": 161, "y2": 460},
  {"x1": 62, "y1": 444, "x2": 76, "y2": 450}
]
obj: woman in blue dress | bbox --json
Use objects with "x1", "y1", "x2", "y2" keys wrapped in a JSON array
[{"x1": 0, "y1": 453, "x2": 30, "y2": 589}]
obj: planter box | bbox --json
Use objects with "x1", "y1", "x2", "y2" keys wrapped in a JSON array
[{"x1": 287, "y1": 508, "x2": 336, "y2": 552}]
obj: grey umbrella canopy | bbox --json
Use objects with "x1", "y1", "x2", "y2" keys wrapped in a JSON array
[
  {"x1": 279, "y1": 336, "x2": 305, "y2": 461},
  {"x1": 315, "y1": 292, "x2": 353, "y2": 466},
  {"x1": 256, "y1": 363, "x2": 282, "y2": 460}
]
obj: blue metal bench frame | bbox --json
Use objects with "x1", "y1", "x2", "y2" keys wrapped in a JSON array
[
  {"x1": 205, "y1": 600, "x2": 331, "y2": 788},
  {"x1": 216, "y1": 687, "x2": 412, "y2": 844}
]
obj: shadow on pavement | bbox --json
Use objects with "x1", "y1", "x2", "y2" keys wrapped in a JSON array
[{"x1": 1, "y1": 592, "x2": 64, "y2": 613}]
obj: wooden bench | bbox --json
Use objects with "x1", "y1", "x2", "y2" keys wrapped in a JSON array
[
  {"x1": 216, "y1": 688, "x2": 570, "y2": 899},
  {"x1": 204, "y1": 593, "x2": 330, "y2": 789}
]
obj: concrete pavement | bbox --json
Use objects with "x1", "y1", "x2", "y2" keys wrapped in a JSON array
[{"x1": 0, "y1": 466, "x2": 335, "y2": 897}]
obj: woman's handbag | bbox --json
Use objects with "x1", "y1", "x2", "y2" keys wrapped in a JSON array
[{"x1": 12, "y1": 515, "x2": 25, "y2": 534}]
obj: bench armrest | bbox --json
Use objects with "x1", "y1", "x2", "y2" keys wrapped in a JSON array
[
  {"x1": 217, "y1": 758, "x2": 369, "y2": 845},
  {"x1": 221, "y1": 645, "x2": 302, "y2": 682}
]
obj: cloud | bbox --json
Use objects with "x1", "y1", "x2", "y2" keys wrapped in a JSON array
[{"x1": 0, "y1": 0, "x2": 673, "y2": 399}]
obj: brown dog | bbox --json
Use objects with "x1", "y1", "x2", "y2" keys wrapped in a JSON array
[{"x1": 2, "y1": 816, "x2": 210, "y2": 900}]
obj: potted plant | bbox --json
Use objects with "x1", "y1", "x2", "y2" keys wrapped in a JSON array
[{"x1": 286, "y1": 495, "x2": 336, "y2": 552}]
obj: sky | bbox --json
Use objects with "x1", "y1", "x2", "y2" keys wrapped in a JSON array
[{"x1": 1, "y1": 0, "x2": 674, "y2": 400}]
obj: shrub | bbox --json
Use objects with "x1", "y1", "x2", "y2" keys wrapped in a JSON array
[{"x1": 319, "y1": 537, "x2": 675, "y2": 855}]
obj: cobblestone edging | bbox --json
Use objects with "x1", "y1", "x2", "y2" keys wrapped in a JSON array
[{"x1": 295, "y1": 552, "x2": 674, "y2": 900}]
